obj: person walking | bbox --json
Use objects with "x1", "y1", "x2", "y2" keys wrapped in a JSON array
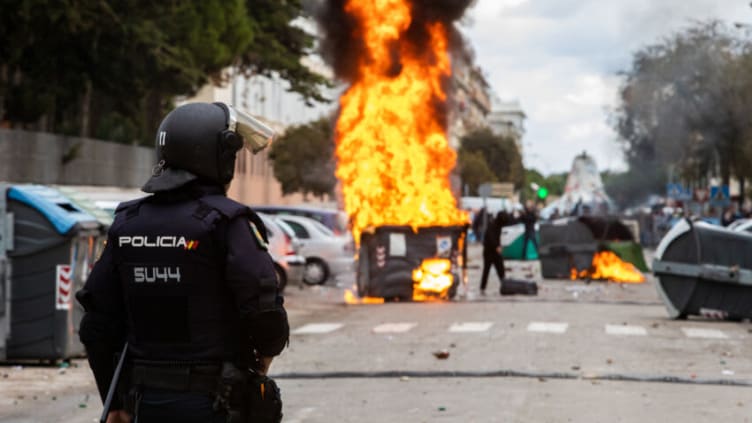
[
  {"x1": 77, "y1": 102, "x2": 288, "y2": 423},
  {"x1": 480, "y1": 211, "x2": 508, "y2": 295},
  {"x1": 520, "y1": 200, "x2": 539, "y2": 260}
]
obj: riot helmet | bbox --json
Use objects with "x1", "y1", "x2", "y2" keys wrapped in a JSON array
[{"x1": 142, "y1": 102, "x2": 275, "y2": 193}]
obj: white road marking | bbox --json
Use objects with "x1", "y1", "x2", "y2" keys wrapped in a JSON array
[
  {"x1": 292, "y1": 323, "x2": 343, "y2": 335},
  {"x1": 681, "y1": 327, "x2": 728, "y2": 339},
  {"x1": 527, "y1": 322, "x2": 569, "y2": 334},
  {"x1": 605, "y1": 324, "x2": 647, "y2": 336},
  {"x1": 286, "y1": 407, "x2": 316, "y2": 423},
  {"x1": 449, "y1": 322, "x2": 493, "y2": 332},
  {"x1": 372, "y1": 323, "x2": 417, "y2": 333}
]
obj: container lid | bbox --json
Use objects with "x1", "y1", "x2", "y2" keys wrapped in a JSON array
[{"x1": 8, "y1": 185, "x2": 99, "y2": 235}]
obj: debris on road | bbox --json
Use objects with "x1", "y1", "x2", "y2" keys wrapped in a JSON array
[{"x1": 432, "y1": 350, "x2": 450, "y2": 359}]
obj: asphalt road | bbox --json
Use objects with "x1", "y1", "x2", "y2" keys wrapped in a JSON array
[{"x1": 2, "y1": 244, "x2": 751, "y2": 422}]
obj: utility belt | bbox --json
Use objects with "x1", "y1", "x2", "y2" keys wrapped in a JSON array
[{"x1": 121, "y1": 360, "x2": 282, "y2": 423}]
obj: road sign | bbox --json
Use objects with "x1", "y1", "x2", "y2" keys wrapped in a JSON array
[
  {"x1": 666, "y1": 183, "x2": 691, "y2": 201},
  {"x1": 710, "y1": 185, "x2": 730, "y2": 207},
  {"x1": 694, "y1": 188, "x2": 709, "y2": 203}
]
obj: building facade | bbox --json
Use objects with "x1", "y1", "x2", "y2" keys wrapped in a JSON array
[{"x1": 487, "y1": 95, "x2": 526, "y2": 154}]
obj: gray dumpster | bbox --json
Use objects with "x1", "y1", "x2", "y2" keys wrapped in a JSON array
[
  {"x1": 538, "y1": 217, "x2": 636, "y2": 279},
  {"x1": 3, "y1": 184, "x2": 104, "y2": 360},
  {"x1": 653, "y1": 219, "x2": 752, "y2": 320},
  {"x1": 357, "y1": 225, "x2": 467, "y2": 301},
  {"x1": 0, "y1": 191, "x2": 12, "y2": 360}
]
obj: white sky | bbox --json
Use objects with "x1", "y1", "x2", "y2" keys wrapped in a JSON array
[{"x1": 461, "y1": 0, "x2": 750, "y2": 174}]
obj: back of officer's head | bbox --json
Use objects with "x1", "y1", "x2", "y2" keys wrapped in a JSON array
[{"x1": 142, "y1": 102, "x2": 243, "y2": 193}]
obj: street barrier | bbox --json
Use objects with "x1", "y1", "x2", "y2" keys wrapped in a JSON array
[
  {"x1": 357, "y1": 225, "x2": 467, "y2": 301},
  {"x1": 653, "y1": 219, "x2": 752, "y2": 320},
  {"x1": 2, "y1": 184, "x2": 105, "y2": 360}
]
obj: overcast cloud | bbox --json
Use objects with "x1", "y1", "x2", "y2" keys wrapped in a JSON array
[{"x1": 461, "y1": 0, "x2": 750, "y2": 174}]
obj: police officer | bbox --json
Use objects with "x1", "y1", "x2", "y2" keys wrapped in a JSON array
[{"x1": 76, "y1": 102, "x2": 289, "y2": 423}]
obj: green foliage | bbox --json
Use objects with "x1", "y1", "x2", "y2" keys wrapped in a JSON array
[
  {"x1": 0, "y1": 0, "x2": 328, "y2": 144},
  {"x1": 459, "y1": 128, "x2": 524, "y2": 191},
  {"x1": 458, "y1": 150, "x2": 497, "y2": 195},
  {"x1": 269, "y1": 117, "x2": 336, "y2": 198}
]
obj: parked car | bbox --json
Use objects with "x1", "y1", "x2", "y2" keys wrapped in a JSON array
[
  {"x1": 253, "y1": 205, "x2": 350, "y2": 236},
  {"x1": 274, "y1": 214, "x2": 355, "y2": 285},
  {"x1": 257, "y1": 213, "x2": 305, "y2": 291},
  {"x1": 731, "y1": 218, "x2": 752, "y2": 233}
]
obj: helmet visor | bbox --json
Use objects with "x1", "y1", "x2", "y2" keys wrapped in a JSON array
[{"x1": 227, "y1": 105, "x2": 276, "y2": 154}]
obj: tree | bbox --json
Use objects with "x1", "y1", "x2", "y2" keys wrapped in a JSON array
[
  {"x1": 0, "y1": 0, "x2": 329, "y2": 145},
  {"x1": 612, "y1": 21, "x2": 752, "y2": 205},
  {"x1": 459, "y1": 128, "x2": 524, "y2": 190},
  {"x1": 458, "y1": 150, "x2": 497, "y2": 195},
  {"x1": 269, "y1": 117, "x2": 336, "y2": 198}
]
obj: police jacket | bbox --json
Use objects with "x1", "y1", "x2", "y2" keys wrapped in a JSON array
[{"x1": 76, "y1": 182, "x2": 289, "y2": 405}]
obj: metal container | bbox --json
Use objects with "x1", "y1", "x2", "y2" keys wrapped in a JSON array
[
  {"x1": 538, "y1": 216, "x2": 635, "y2": 279},
  {"x1": 3, "y1": 184, "x2": 105, "y2": 360},
  {"x1": 357, "y1": 225, "x2": 467, "y2": 301},
  {"x1": 653, "y1": 219, "x2": 752, "y2": 320}
]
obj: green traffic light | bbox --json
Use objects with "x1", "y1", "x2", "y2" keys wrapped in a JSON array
[{"x1": 537, "y1": 187, "x2": 549, "y2": 199}]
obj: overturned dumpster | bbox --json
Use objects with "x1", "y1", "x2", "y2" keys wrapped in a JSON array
[
  {"x1": 538, "y1": 216, "x2": 645, "y2": 279},
  {"x1": 653, "y1": 219, "x2": 752, "y2": 320},
  {"x1": 2, "y1": 185, "x2": 105, "y2": 360},
  {"x1": 357, "y1": 225, "x2": 467, "y2": 301}
]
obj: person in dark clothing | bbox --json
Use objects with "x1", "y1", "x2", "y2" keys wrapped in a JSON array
[
  {"x1": 76, "y1": 102, "x2": 287, "y2": 423},
  {"x1": 480, "y1": 211, "x2": 508, "y2": 294},
  {"x1": 520, "y1": 200, "x2": 538, "y2": 260}
]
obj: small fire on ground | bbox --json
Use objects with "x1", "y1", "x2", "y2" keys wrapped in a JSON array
[
  {"x1": 570, "y1": 251, "x2": 645, "y2": 283},
  {"x1": 412, "y1": 258, "x2": 453, "y2": 301},
  {"x1": 344, "y1": 289, "x2": 385, "y2": 305}
]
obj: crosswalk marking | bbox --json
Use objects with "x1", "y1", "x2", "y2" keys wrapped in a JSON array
[
  {"x1": 449, "y1": 322, "x2": 493, "y2": 332},
  {"x1": 372, "y1": 323, "x2": 416, "y2": 333},
  {"x1": 605, "y1": 324, "x2": 647, "y2": 336},
  {"x1": 292, "y1": 323, "x2": 343, "y2": 335},
  {"x1": 527, "y1": 322, "x2": 569, "y2": 334},
  {"x1": 681, "y1": 327, "x2": 728, "y2": 339}
]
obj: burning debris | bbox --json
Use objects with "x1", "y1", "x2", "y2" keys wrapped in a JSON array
[
  {"x1": 317, "y1": 0, "x2": 473, "y2": 302},
  {"x1": 570, "y1": 251, "x2": 645, "y2": 284}
]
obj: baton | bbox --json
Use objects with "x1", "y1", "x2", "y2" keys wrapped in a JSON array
[{"x1": 100, "y1": 342, "x2": 128, "y2": 423}]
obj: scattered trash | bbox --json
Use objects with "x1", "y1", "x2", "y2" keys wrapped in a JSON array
[
  {"x1": 738, "y1": 402, "x2": 744, "y2": 407},
  {"x1": 606, "y1": 359, "x2": 613, "y2": 365},
  {"x1": 400, "y1": 376, "x2": 410, "y2": 382},
  {"x1": 571, "y1": 365, "x2": 581, "y2": 371},
  {"x1": 449, "y1": 343, "x2": 456, "y2": 348},
  {"x1": 722, "y1": 370, "x2": 735, "y2": 376},
  {"x1": 720, "y1": 360, "x2": 727, "y2": 365},
  {"x1": 432, "y1": 350, "x2": 450, "y2": 359},
  {"x1": 58, "y1": 361, "x2": 70, "y2": 369},
  {"x1": 690, "y1": 373, "x2": 697, "y2": 379},
  {"x1": 537, "y1": 377, "x2": 547, "y2": 382},
  {"x1": 438, "y1": 407, "x2": 446, "y2": 412},
  {"x1": 52, "y1": 396, "x2": 57, "y2": 401},
  {"x1": 78, "y1": 403, "x2": 87, "y2": 408},
  {"x1": 651, "y1": 323, "x2": 659, "y2": 328}
]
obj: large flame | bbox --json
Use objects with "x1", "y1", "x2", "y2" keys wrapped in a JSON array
[
  {"x1": 412, "y1": 258, "x2": 454, "y2": 301},
  {"x1": 571, "y1": 251, "x2": 645, "y2": 284},
  {"x1": 335, "y1": 0, "x2": 467, "y2": 243}
]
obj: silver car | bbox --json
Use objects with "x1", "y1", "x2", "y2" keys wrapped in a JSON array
[
  {"x1": 257, "y1": 213, "x2": 305, "y2": 291},
  {"x1": 275, "y1": 214, "x2": 355, "y2": 285}
]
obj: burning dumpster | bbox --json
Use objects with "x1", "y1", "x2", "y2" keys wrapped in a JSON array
[
  {"x1": 357, "y1": 225, "x2": 466, "y2": 301},
  {"x1": 653, "y1": 219, "x2": 752, "y2": 320},
  {"x1": 539, "y1": 216, "x2": 646, "y2": 281}
]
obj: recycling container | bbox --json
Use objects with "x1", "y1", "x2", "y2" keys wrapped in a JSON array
[
  {"x1": 538, "y1": 216, "x2": 636, "y2": 279},
  {"x1": 3, "y1": 184, "x2": 104, "y2": 360},
  {"x1": 653, "y1": 219, "x2": 752, "y2": 320},
  {"x1": 357, "y1": 225, "x2": 467, "y2": 301},
  {"x1": 0, "y1": 192, "x2": 11, "y2": 360}
]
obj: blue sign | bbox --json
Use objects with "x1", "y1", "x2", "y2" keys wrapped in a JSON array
[
  {"x1": 666, "y1": 183, "x2": 692, "y2": 200},
  {"x1": 710, "y1": 185, "x2": 730, "y2": 207}
]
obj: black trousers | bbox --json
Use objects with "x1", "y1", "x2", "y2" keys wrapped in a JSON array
[
  {"x1": 134, "y1": 389, "x2": 225, "y2": 423},
  {"x1": 480, "y1": 251, "x2": 505, "y2": 291}
]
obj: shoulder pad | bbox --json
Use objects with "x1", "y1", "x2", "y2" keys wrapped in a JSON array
[
  {"x1": 199, "y1": 195, "x2": 251, "y2": 220},
  {"x1": 115, "y1": 197, "x2": 148, "y2": 214}
]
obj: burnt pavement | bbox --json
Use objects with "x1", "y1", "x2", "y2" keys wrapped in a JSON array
[{"x1": 1, "y1": 244, "x2": 751, "y2": 422}]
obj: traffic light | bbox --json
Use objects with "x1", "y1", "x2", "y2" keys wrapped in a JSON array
[{"x1": 537, "y1": 186, "x2": 549, "y2": 200}]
